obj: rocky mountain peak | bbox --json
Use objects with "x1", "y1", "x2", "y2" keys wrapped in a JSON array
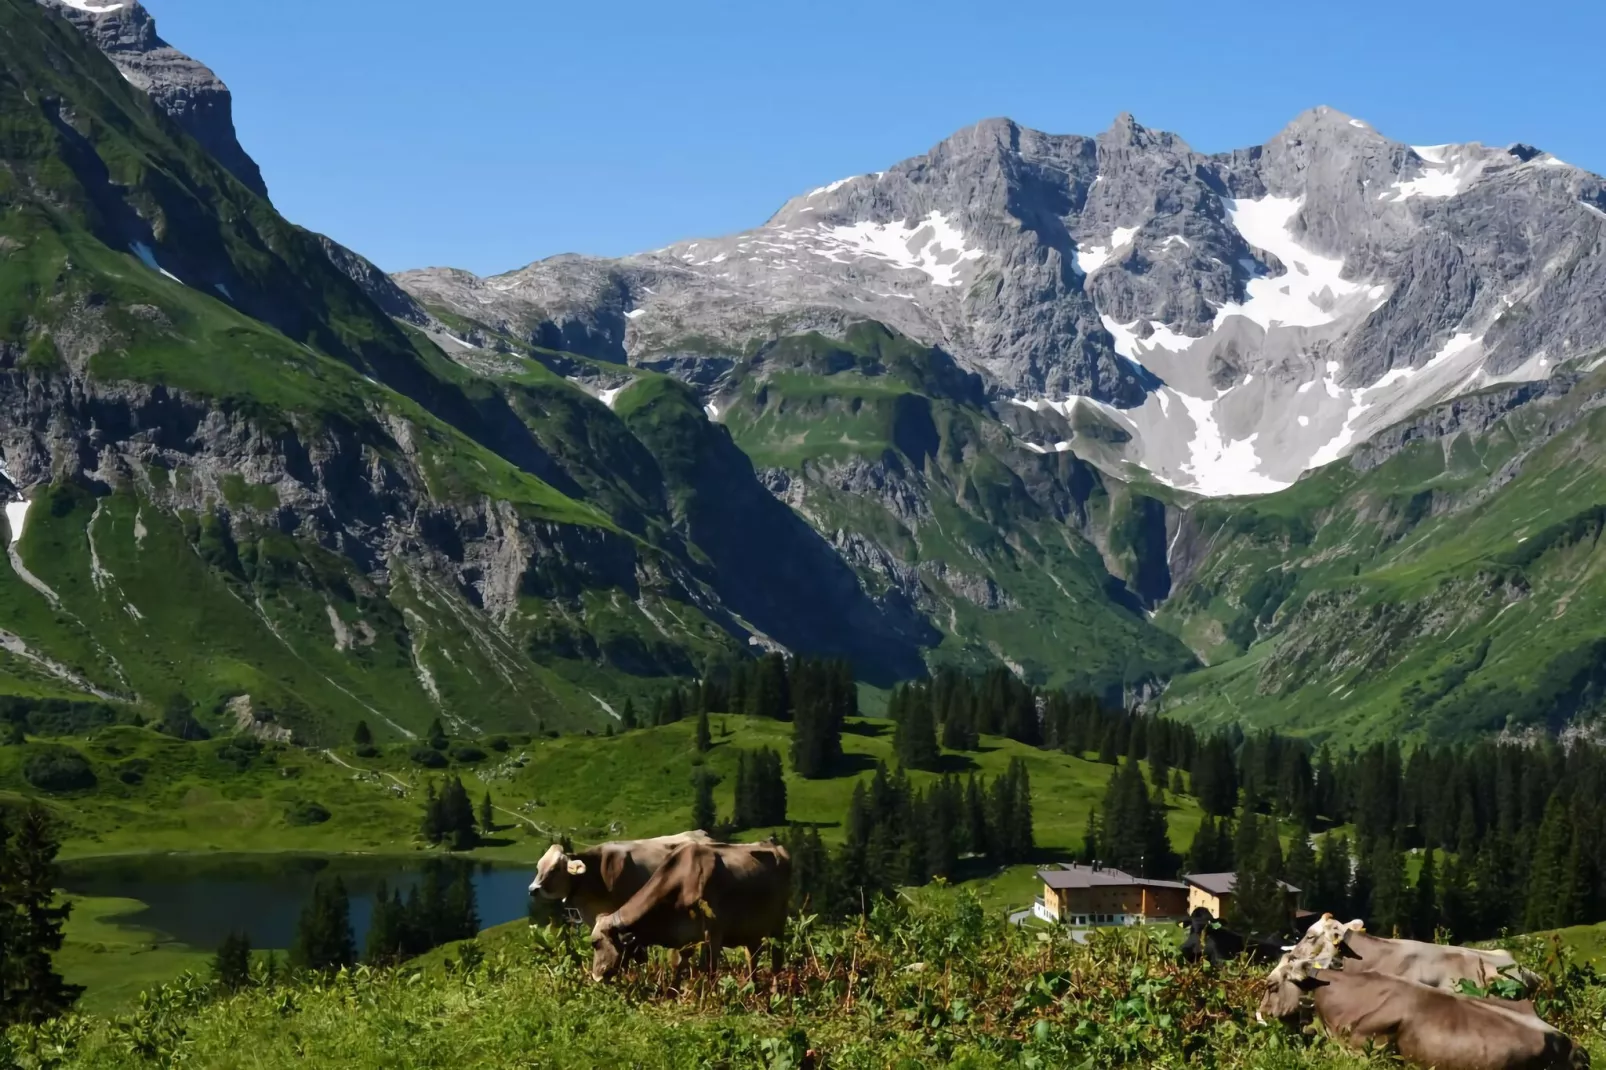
[{"x1": 35, "y1": 0, "x2": 268, "y2": 199}]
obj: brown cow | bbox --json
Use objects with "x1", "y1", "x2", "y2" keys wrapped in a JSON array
[
  {"x1": 528, "y1": 830, "x2": 713, "y2": 927},
  {"x1": 589, "y1": 840, "x2": 792, "y2": 982},
  {"x1": 1287, "y1": 914, "x2": 1540, "y2": 991},
  {"x1": 1260, "y1": 958, "x2": 1587, "y2": 1070}
]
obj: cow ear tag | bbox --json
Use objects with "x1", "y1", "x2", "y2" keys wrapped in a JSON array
[{"x1": 567, "y1": 860, "x2": 587, "y2": 876}]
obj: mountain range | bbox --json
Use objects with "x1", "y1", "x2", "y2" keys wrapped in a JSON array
[{"x1": 5, "y1": 0, "x2": 1606, "y2": 747}]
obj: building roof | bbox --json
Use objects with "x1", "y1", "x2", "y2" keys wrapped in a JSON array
[
  {"x1": 1037, "y1": 863, "x2": 1187, "y2": 891},
  {"x1": 1184, "y1": 871, "x2": 1302, "y2": 896}
]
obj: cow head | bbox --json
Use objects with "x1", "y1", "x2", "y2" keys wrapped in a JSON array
[
  {"x1": 1283, "y1": 913, "x2": 1363, "y2": 963},
  {"x1": 529, "y1": 843, "x2": 587, "y2": 901},
  {"x1": 589, "y1": 913, "x2": 637, "y2": 982},
  {"x1": 1257, "y1": 955, "x2": 1329, "y2": 1023}
]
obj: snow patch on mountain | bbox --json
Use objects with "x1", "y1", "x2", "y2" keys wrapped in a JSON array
[
  {"x1": 1075, "y1": 225, "x2": 1140, "y2": 276},
  {"x1": 811, "y1": 212, "x2": 983, "y2": 286},
  {"x1": 1216, "y1": 197, "x2": 1386, "y2": 330}
]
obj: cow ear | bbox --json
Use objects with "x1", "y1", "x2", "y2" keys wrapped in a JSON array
[
  {"x1": 567, "y1": 859, "x2": 587, "y2": 876},
  {"x1": 1345, "y1": 919, "x2": 1365, "y2": 931}
]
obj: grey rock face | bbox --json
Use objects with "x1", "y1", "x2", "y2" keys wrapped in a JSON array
[
  {"x1": 399, "y1": 107, "x2": 1606, "y2": 497},
  {"x1": 36, "y1": 0, "x2": 268, "y2": 199}
]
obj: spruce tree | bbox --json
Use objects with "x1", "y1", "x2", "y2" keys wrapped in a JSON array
[
  {"x1": 353, "y1": 720, "x2": 373, "y2": 746},
  {"x1": 1283, "y1": 823, "x2": 1317, "y2": 907},
  {"x1": 1410, "y1": 847, "x2": 1439, "y2": 940},
  {"x1": 213, "y1": 931, "x2": 253, "y2": 991},
  {"x1": 478, "y1": 791, "x2": 495, "y2": 834},
  {"x1": 420, "y1": 780, "x2": 442, "y2": 843},
  {"x1": 691, "y1": 769, "x2": 717, "y2": 833},
  {"x1": 1312, "y1": 832, "x2": 1352, "y2": 918},
  {"x1": 1524, "y1": 797, "x2": 1574, "y2": 932},
  {"x1": 1368, "y1": 840, "x2": 1409, "y2": 937},
  {"x1": 365, "y1": 882, "x2": 405, "y2": 965},
  {"x1": 1228, "y1": 817, "x2": 1287, "y2": 935},
  {"x1": 0, "y1": 804, "x2": 83, "y2": 1025},
  {"x1": 621, "y1": 698, "x2": 638, "y2": 731},
  {"x1": 695, "y1": 709, "x2": 712, "y2": 753},
  {"x1": 893, "y1": 687, "x2": 940, "y2": 772},
  {"x1": 1170, "y1": 769, "x2": 1186, "y2": 797},
  {"x1": 426, "y1": 718, "x2": 448, "y2": 750},
  {"x1": 290, "y1": 877, "x2": 355, "y2": 973}
]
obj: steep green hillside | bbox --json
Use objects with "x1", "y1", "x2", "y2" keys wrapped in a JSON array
[
  {"x1": 1158, "y1": 364, "x2": 1606, "y2": 743},
  {"x1": 714, "y1": 324, "x2": 1196, "y2": 698}
]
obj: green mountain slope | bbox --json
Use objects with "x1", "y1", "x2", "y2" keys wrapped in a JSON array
[
  {"x1": 1156, "y1": 364, "x2": 1606, "y2": 743},
  {"x1": 1, "y1": 0, "x2": 1197, "y2": 741}
]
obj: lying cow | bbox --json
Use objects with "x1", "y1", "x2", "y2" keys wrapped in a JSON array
[
  {"x1": 1289, "y1": 914, "x2": 1540, "y2": 991},
  {"x1": 528, "y1": 830, "x2": 713, "y2": 927},
  {"x1": 1260, "y1": 957, "x2": 1587, "y2": 1070},
  {"x1": 1179, "y1": 907, "x2": 1284, "y2": 966},
  {"x1": 589, "y1": 840, "x2": 792, "y2": 982}
]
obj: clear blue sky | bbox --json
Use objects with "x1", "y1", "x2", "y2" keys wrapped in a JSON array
[{"x1": 143, "y1": 0, "x2": 1604, "y2": 276}]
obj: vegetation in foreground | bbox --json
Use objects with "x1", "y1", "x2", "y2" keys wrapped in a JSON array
[{"x1": 5, "y1": 893, "x2": 1605, "y2": 1070}]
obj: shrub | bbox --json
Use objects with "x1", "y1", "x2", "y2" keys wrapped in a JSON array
[
  {"x1": 353, "y1": 743, "x2": 380, "y2": 759},
  {"x1": 409, "y1": 746, "x2": 447, "y2": 769},
  {"x1": 23, "y1": 747, "x2": 97, "y2": 792},
  {"x1": 485, "y1": 736, "x2": 510, "y2": 753},
  {"x1": 285, "y1": 801, "x2": 331, "y2": 826},
  {"x1": 450, "y1": 745, "x2": 486, "y2": 764},
  {"x1": 116, "y1": 758, "x2": 151, "y2": 785},
  {"x1": 216, "y1": 735, "x2": 264, "y2": 772}
]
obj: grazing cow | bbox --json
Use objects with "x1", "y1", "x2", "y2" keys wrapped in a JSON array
[
  {"x1": 589, "y1": 841, "x2": 792, "y2": 982},
  {"x1": 1259, "y1": 958, "x2": 1587, "y2": 1070},
  {"x1": 1287, "y1": 914, "x2": 1540, "y2": 991},
  {"x1": 528, "y1": 830, "x2": 713, "y2": 927},
  {"x1": 1179, "y1": 907, "x2": 1284, "y2": 965}
]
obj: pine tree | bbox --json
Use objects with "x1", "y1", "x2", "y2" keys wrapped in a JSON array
[
  {"x1": 426, "y1": 718, "x2": 448, "y2": 750},
  {"x1": 621, "y1": 699, "x2": 638, "y2": 731},
  {"x1": 1440, "y1": 853, "x2": 1476, "y2": 941},
  {"x1": 420, "y1": 781, "x2": 442, "y2": 843},
  {"x1": 1170, "y1": 769, "x2": 1186, "y2": 797},
  {"x1": 290, "y1": 877, "x2": 355, "y2": 973},
  {"x1": 478, "y1": 791, "x2": 495, "y2": 834},
  {"x1": 695, "y1": 709, "x2": 712, "y2": 753},
  {"x1": 1410, "y1": 847, "x2": 1439, "y2": 940},
  {"x1": 212, "y1": 931, "x2": 252, "y2": 991},
  {"x1": 1185, "y1": 814, "x2": 1233, "y2": 874},
  {"x1": 353, "y1": 720, "x2": 373, "y2": 746},
  {"x1": 893, "y1": 686, "x2": 940, "y2": 772},
  {"x1": 0, "y1": 804, "x2": 83, "y2": 1025},
  {"x1": 1284, "y1": 823, "x2": 1317, "y2": 908},
  {"x1": 1312, "y1": 832, "x2": 1352, "y2": 918},
  {"x1": 1368, "y1": 839, "x2": 1409, "y2": 937},
  {"x1": 1228, "y1": 816, "x2": 1287, "y2": 936},
  {"x1": 365, "y1": 883, "x2": 405, "y2": 965},
  {"x1": 691, "y1": 769, "x2": 717, "y2": 833}
]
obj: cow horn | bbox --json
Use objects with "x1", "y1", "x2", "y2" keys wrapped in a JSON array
[
  {"x1": 1282, "y1": 944, "x2": 1295, "y2": 952},
  {"x1": 567, "y1": 859, "x2": 587, "y2": 876}
]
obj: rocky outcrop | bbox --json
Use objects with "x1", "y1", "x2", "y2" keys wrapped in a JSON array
[{"x1": 36, "y1": 0, "x2": 268, "y2": 198}]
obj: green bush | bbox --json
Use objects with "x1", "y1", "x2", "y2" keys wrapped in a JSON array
[
  {"x1": 450, "y1": 745, "x2": 486, "y2": 764},
  {"x1": 410, "y1": 746, "x2": 447, "y2": 769},
  {"x1": 353, "y1": 743, "x2": 380, "y2": 759},
  {"x1": 485, "y1": 736, "x2": 510, "y2": 753},
  {"x1": 23, "y1": 746, "x2": 97, "y2": 792},
  {"x1": 116, "y1": 758, "x2": 151, "y2": 785},
  {"x1": 285, "y1": 801, "x2": 331, "y2": 826}
]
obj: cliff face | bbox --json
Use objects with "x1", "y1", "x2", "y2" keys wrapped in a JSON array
[{"x1": 36, "y1": 0, "x2": 268, "y2": 198}]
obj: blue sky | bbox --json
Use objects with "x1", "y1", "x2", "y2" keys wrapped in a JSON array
[{"x1": 145, "y1": 0, "x2": 1604, "y2": 276}]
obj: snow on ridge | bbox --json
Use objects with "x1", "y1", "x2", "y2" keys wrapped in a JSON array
[
  {"x1": 1171, "y1": 390, "x2": 1288, "y2": 497},
  {"x1": 624, "y1": 308, "x2": 647, "y2": 320},
  {"x1": 58, "y1": 0, "x2": 126, "y2": 11},
  {"x1": 1074, "y1": 225, "x2": 1140, "y2": 276},
  {"x1": 1411, "y1": 144, "x2": 1452, "y2": 165},
  {"x1": 807, "y1": 176, "x2": 858, "y2": 198},
  {"x1": 810, "y1": 211, "x2": 984, "y2": 287},
  {"x1": 1215, "y1": 196, "x2": 1384, "y2": 330},
  {"x1": 597, "y1": 386, "x2": 626, "y2": 408},
  {"x1": 1382, "y1": 148, "x2": 1482, "y2": 202}
]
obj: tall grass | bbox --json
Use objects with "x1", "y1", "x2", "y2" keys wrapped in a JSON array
[{"x1": 8, "y1": 891, "x2": 1603, "y2": 1068}]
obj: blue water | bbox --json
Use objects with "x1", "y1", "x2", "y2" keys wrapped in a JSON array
[{"x1": 60, "y1": 855, "x2": 540, "y2": 951}]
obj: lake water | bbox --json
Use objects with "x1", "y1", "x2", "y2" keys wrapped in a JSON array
[{"x1": 60, "y1": 854, "x2": 544, "y2": 952}]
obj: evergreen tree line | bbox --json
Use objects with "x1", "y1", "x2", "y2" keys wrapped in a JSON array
[
  {"x1": 273, "y1": 862, "x2": 482, "y2": 976},
  {"x1": 0, "y1": 803, "x2": 83, "y2": 1027},
  {"x1": 628, "y1": 655, "x2": 855, "y2": 779},
  {"x1": 420, "y1": 776, "x2": 486, "y2": 851},
  {"x1": 780, "y1": 759, "x2": 1034, "y2": 918},
  {"x1": 732, "y1": 747, "x2": 787, "y2": 829}
]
